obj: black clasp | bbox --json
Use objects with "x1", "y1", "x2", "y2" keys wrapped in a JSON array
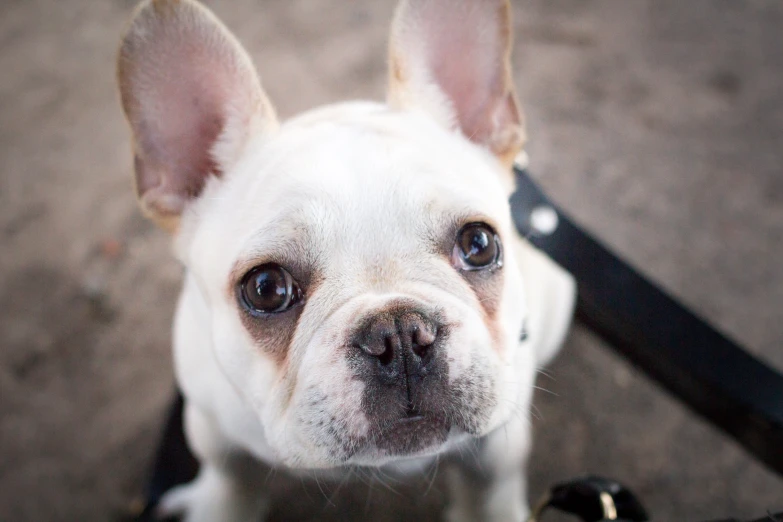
[{"x1": 529, "y1": 475, "x2": 649, "y2": 522}]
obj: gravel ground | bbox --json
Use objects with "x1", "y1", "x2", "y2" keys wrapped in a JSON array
[{"x1": 0, "y1": 0, "x2": 781, "y2": 520}]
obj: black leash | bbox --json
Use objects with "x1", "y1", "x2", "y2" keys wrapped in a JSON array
[
  {"x1": 529, "y1": 474, "x2": 781, "y2": 522},
  {"x1": 528, "y1": 475, "x2": 648, "y2": 522},
  {"x1": 130, "y1": 393, "x2": 197, "y2": 522},
  {"x1": 509, "y1": 163, "x2": 783, "y2": 478}
]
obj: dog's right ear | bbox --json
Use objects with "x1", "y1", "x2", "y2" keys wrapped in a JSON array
[{"x1": 117, "y1": 0, "x2": 277, "y2": 231}]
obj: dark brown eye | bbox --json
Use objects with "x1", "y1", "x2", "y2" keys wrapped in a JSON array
[
  {"x1": 239, "y1": 264, "x2": 302, "y2": 314},
  {"x1": 454, "y1": 223, "x2": 501, "y2": 270}
]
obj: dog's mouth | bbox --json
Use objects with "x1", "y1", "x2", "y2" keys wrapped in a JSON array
[
  {"x1": 368, "y1": 412, "x2": 451, "y2": 458},
  {"x1": 400, "y1": 412, "x2": 425, "y2": 423}
]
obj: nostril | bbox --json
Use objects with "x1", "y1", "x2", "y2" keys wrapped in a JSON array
[
  {"x1": 412, "y1": 343, "x2": 429, "y2": 359},
  {"x1": 376, "y1": 333, "x2": 398, "y2": 366},
  {"x1": 377, "y1": 343, "x2": 394, "y2": 366},
  {"x1": 354, "y1": 311, "x2": 439, "y2": 365}
]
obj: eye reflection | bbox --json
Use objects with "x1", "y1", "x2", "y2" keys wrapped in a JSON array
[
  {"x1": 453, "y1": 223, "x2": 501, "y2": 270},
  {"x1": 239, "y1": 264, "x2": 301, "y2": 314}
]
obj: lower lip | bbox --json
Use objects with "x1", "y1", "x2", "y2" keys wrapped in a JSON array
[{"x1": 364, "y1": 415, "x2": 452, "y2": 459}]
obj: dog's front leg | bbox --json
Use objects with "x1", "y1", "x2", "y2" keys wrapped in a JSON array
[
  {"x1": 444, "y1": 415, "x2": 532, "y2": 522},
  {"x1": 157, "y1": 402, "x2": 270, "y2": 522}
]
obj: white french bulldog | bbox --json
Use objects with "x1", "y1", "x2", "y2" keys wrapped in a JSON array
[{"x1": 117, "y1": 0, "x2": 575, "y2": 520}]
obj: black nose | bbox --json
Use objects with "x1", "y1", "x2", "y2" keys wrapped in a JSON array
[{"x1": 353, "y1": 309, "x2": 439, "y2": 377}]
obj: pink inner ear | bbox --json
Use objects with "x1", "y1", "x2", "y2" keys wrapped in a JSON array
[
  {"x1": 426, "y1": 1, "x2": 508, "y2": 143},
  {"x1": 432, "y1": 43, "x2": 499, "y2": 143},
  {"x1": 392, "y1": 0, "x2": 520, "y2": 151},
  {"x1": 130, "y1": 60, "x2": 228, "y2": 210},
  {"x1": 118, "y1": 0, "x2": 271, "y2": 222}
]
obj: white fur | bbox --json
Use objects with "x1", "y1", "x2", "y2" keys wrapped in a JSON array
[
  {"x1": 118, "y1": 2, "x2": 575, "y2": 520},
  {"x1": 164, "y1": 103, "x2": 575, "y2": 521}
]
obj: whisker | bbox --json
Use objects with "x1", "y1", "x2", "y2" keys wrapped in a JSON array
[
  {"x1": 370, "y1": 467, "x2": 401, "y2": 496},
  {"x1": 324, "y1": 467, "x2": 353, "y2": 509},
  {"x1": 536, "y1": 368, "x2": 556, "y2": 380},
  {"x1": 530, "y1": 402, "x2": 544, "y2": 422},
  {"x1": 299, "y1": 474, "x2": 315, "y2": 503},
  {"x1": 363, "y1": 468, "x2": 374, "y2": 512},
  {"x1": 423, "y1": 455, "x2": 440, "y2": 497},
  {"x1": 532, "y1": 384, "x2": 559, "y2": 397},
  {"x1": 263, "y1": 465, "x2": 278, "y2": 485},
  {"x1": 312, "y1": 470, "x2": 333, "y2": 506}
]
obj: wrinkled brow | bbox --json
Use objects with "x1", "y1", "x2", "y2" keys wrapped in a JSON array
[
  {"x1": 226, "y1": 188, "x2": 501, "y2": 295},
  {"x1": 227, "y1": 211, "x2": 323, "y2": 298}
]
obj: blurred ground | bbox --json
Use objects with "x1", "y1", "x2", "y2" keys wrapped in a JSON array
[{"x1": 1, "y1": 0, "x2": 781, "y2": 520}]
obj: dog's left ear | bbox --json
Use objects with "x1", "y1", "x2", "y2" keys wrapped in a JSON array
[{"x1": 388, "y1": 0, "x2": 524, "y2": 168}]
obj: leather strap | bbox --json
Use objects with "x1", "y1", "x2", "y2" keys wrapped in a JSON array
[{"x1": 509, "y1": 163, "x2": 783, "y2": 477}]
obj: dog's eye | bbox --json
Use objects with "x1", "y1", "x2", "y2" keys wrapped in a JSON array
[
  {"x1": 239, "y1": 264, "x2": 302, "y2": 314},
  {"x1": 453, "y1": 223, "x2": 502, "y2": 270}
]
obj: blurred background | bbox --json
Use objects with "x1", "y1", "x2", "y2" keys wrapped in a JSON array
[{"x1": 1, "y1": 0, "x2": 781, "y2": 520}]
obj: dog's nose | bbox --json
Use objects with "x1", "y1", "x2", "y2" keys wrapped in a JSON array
[{"x1": 353, "y1": 309, "x2": 439, "y2": 374}]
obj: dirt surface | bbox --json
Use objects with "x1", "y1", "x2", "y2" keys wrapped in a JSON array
[{"x1": 1, "y1": 0, "x2": 781, "y2": 521}]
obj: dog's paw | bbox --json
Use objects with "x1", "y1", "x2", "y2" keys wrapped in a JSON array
[
  {"x1": 156, "y1": 481, "x2": 200, "y2": 520},
  {"x1": 156, "y1": 467, "x2": 267, "y2": 522}
]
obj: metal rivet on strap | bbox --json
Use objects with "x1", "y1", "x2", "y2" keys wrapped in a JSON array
[{"x1": 530, "y1": 205, "x2": 559, "y2": 236}]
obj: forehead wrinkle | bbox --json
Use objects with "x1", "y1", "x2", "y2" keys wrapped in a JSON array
[
  {"x1": 233, "y1": 192, "x2": 332, "y2": 273},
  {"x1": 226, "y1": 102, "x2": 512, "y2": 283}
]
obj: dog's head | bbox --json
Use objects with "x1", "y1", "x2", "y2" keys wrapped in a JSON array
[{"x1": 118, "y1": 0, "x2": 540, "y2": 467}]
